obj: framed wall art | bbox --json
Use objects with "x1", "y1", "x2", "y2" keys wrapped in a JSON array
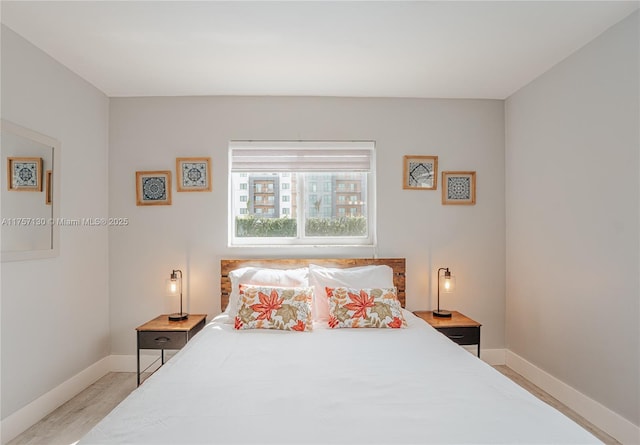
[
  {"x1": 403, "y1": 155, "x2": 438, "y2": 190},
  {"x1": 442, "y1": 171, "x2": 476, "y2": 205},
  {"x1": 136, "y1": 171, "x2": 172, "y2": 206},
  {"x1": 176, "y1": 157, "x2": 212, "y2": 192},
  {"x1": 7, "y1": 157, "x2": 42, "y2": 191}
]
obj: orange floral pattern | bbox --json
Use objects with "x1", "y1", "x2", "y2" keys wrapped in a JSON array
[
  {"x1": 343, "y1": 289, "x2": 375, "y2": 319},
  {"x1": 235, "y1": 285, "x2": 313, "y2": 331},
  {"x1": 249, "y1": 289, "x2": 284, "y2": 321},
  {"x1": 326, "y1": 287, "x2": 406, "y2": 329}
]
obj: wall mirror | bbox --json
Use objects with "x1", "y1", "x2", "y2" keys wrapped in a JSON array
[{"x1": 1, "y1": 120, "x2": 60, "y2": 261}]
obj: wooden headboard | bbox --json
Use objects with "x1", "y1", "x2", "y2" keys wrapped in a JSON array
[{"x1": 221, "y1": 258, "x2": 406, "y2": 312}]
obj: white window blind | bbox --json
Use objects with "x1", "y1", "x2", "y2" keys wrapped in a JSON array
[{"x1": 229, "y1": 141, "x2": 374, "y2": 172}]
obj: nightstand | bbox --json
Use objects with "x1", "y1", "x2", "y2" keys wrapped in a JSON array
[
  {"x1": 413, "y1": 310, "x2": 481, "y2": 357},
  {"x1": 136, "y1": 314, "x2": 207, "y2": 386}
]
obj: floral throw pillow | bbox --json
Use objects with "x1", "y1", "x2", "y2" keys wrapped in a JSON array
[
  {"x1": 234, "y1": 285, "x2": 313, "y2": 332},
  {"x1": 326, "y1": 287, "x2": 406, "y2": 329}
]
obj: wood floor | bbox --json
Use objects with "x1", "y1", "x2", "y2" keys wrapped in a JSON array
[
  {"x1": 7, "y1": 372, "x2": 137, "y2": 445},
  {"x1": 9, "y1": 367, "x2": 619, "y2": 445},
  {"x1": 493, "y1": 365, "x2": 619, "y2": 444}
]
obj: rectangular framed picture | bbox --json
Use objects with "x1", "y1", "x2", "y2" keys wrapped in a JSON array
[
  {"x1": 442, "y1": 171, "x2": 476, "y2": 205},
  {"x1": 136, "y1": 171, "x2": 172, "y2": 206},
  {"x1": 176, "y1": 157, "x2": 212, "y2": 192},
  {"x1": 7, "y1": 157, "x2": 42, "y2": 191},
  {"x1": 45, "y1": 170, "x2": 52, "y2": 205},
  {"x1": 403, "y1": 155, "x2": 438, "y2": 190}
]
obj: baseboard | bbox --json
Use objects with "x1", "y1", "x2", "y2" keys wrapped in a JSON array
[
  {"x1": 479, "y1": 348, "x2": 506, "y2": 365},
  {"x1": 506, "y1": 350, "x2": 640, "y2": 445},
  {"x1": 459, "y1": 346, "x2": 506, "y2": 365},
  {"x1": 0, "y1": 356, "x2": 111, "y2": 445},
  {"x1": 1, "y1": 352, "x2": 172, "y2": 444},
  {"x1": 109, "y1": 353, "x2": 164, "y2": 373}
]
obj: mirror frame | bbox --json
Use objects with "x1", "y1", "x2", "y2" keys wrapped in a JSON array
[{"x1": 1, "y1": 120, "x2": 60, "y2": 261}]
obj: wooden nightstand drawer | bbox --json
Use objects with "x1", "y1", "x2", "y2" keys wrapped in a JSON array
[
  {"x1": 436, "y1": 326, "x2": 480, "y2": 346},
  {"x1": 413, "y1": 311, "x2": 481, "y2": 357},
  {"x1": 138, "y1": 331, "x2": 187, "y2": 350}
]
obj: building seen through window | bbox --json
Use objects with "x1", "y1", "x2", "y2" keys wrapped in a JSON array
[
  {"x1": 232, "y1": 172, "x2": 366, "y2": 221},
  {"x1": 229, "y1": 141, "x2": 374, "y2": 245}
]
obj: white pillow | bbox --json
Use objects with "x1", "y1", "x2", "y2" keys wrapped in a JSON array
[
  {"x1": 226, "y1": 267, "x2": 309, "y2": 323},
  {"x1": 309, "y1": 264, "x2": 395, "y2": 321},
  {"x1": 225, "y1": 267, "x2": 252, "y2": 315}
]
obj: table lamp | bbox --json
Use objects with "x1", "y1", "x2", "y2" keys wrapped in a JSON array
[
  {"x1": 167, "y1": 269, "x2": 188, "y2": 321},
  {"x1": 434, "y1": 267, "x2": 454, "y2": 318}
]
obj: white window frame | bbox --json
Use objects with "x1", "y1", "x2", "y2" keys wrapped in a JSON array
[{"x1": 228, "y1": 141, "x2": 376, "y2": 247}]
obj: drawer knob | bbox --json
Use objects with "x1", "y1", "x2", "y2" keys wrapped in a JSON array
[
  {"x1": 154, "y1": 336, "x2": 170, "y2": 343},
  {"x1": 448, "y1": 335, "x2": 464, "y2": 339}
]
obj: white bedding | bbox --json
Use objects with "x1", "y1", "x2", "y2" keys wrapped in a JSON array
[{"x1": 80, "y1": 311, "x2": 600, "y2": 444}]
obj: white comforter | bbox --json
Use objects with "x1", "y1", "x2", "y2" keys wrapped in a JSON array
[{"x1": 80, "y1": 311, "x2": 600, "y2": 444}]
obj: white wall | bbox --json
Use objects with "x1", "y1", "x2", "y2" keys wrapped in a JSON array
[
  {"x1": 0, "y1": 25, "x2": 110, "y2": 423},
  {"x1": 109, "y1": 96, "x2": 505, "y2": 355},
  {"x1": 505, "y1": 11, "x2": 639, "y2": 428}
]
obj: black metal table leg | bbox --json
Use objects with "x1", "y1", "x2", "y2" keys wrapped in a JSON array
[{"x1": 136, "y1": 334, "x2": 141, "y2": 386}]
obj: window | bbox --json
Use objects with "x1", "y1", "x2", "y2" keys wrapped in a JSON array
[{"x1": 229, "y1": 141, "x2": 375, "y2": 246}]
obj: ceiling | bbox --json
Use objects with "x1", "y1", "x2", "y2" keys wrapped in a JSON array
[{"x1": 1, "y1": 1, "x2": 638, "y2": 99}]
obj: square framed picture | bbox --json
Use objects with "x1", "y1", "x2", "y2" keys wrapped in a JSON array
[
  {"x1": 136, "y1": 171, "x2": 172, "y2": 206},
  {"x1": 403, "y1": 155, "x2": 438, "y2": 190},
  {"x1": 176, "y1": 157, "x2": 212, "y2": 192},
  {"x1": 7, "y1": 157, "x2": 42, "y2": 191},
  {"x1": 442, "y1": 171, "x2": 476, "y2": 205}
]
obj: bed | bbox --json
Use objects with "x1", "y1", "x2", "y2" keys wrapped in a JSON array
[{"x1": 80, "y1": 258, "x2": 600, "y2": 444}]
